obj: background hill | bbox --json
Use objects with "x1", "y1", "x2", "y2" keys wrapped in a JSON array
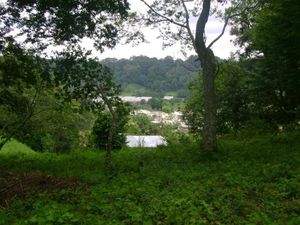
[{"x1": 101, "y1": 56, "x2": 200, "y2": 97}]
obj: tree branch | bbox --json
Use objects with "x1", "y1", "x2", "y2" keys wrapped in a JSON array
[
  {"x1": 0, "y1": 87, "x2": 40, "y2": 151},
  {"x1": 207, "y1": 17, "x2": 230, "y2": 49},
  {"x1": 207, "y1": 2, "x2": 260, "y2": 49},
  {"x1": 140, "y1": 0, "x2": 187, "y2": 28},
  {"x1": 147, "y1": 18, "x2": 172, "y2": 24},
  {"x1": 179, "y1": 0, "x2": 196, "y2": 47}
]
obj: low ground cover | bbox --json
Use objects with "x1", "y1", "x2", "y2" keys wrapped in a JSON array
[{"x1": 0, "y1": 133, "x2": 299, "y2": 224}]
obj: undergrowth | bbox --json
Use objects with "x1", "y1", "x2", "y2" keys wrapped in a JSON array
[{"x1": 0, "y1": 133, "x2": 299, "y2": 224}]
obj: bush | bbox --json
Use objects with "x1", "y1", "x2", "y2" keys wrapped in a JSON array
[{"x1": 92, "y1": 111, "x2": 128, "y2": 150}]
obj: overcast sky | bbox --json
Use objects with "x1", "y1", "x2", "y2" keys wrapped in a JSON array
[
  {"x1": 93, "y1": 21, "x2": 237, "y2": 60},
  {"x1": 0, "y1": 0, "x2": 238, "y2": 60},
  {"x1": 91, "y1": 0, "x2": 238, "y2": 60}
]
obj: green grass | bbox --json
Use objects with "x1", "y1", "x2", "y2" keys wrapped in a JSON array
[
  {"x1": 165, "y1": 91, "x2": 178, "y2": 96},
  {"x1": 1, "y1": 133, "x2": 300, "y2": 224},
  {"x1": 120, "y1": 83, "x2": 150, "y2": 96}
]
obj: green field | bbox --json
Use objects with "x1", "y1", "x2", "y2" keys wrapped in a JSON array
[
  {"x1": 120, "y1": 83, "x2": 152, "y2": 96},
  {"x1": 1, "y1": 133, "x2": 300, "y2": 224}
]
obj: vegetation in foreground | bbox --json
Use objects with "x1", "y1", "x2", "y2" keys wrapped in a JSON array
[{"x1": 1, "y1": 133, "x2": 299, "y2": 225}]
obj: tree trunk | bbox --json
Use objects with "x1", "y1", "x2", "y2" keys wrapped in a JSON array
[
  {"x1": 105, "y1": 115, "x2": 115, "y2": 174},
  {"x1": 193, "y1": 0, "x2": 217, "y2": 151},
  {"x1": 99, "y1": 92, "x2": 116, "y2": 175},
  {"x1": 200, "y1": 49, "x2": 217, "y2": 152}
]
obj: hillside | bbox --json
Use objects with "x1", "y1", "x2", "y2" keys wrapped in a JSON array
[{"x1": 101, "y1": 56, "x2": 200, "y2": 97}]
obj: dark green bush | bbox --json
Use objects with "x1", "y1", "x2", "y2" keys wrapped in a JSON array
[{"x1": 92, "y1": 111, "x2": 128, "y2": 150}]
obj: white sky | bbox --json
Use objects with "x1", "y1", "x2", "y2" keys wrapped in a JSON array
[
  {"x1": 91, "y1": 0, "x2": 238, "y2": 60},
  {"x1": 92, "y1": 21, "x2": 237, "y2": 60},
  {"x1": 0, "y1": 0, "x2": 238, "y2": 60}
]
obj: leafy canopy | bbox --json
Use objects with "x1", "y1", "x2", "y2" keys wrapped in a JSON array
[{"x1": 1, "y1": 0, "x2": 130, "y2": 52}]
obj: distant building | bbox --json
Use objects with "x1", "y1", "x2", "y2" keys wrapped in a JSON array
[
  {"x1": 120, "y1": 96, "x2": 152, "y2": 103},
  {"x1": 126, "y1": 135, "x2": 167, "y2": 148},
  {"x1": 163, "y1": 96, "x2": 174, "y2": 100},
  {"x1": 134, "y1": 109, "x2": 153, "y2": 116}
]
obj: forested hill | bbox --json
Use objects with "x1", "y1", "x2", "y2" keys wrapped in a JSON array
[{"x1": 101, "y1": 56, "x2": 200, "y2": 97}]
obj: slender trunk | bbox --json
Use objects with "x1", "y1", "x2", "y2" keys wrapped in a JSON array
[
  {"x1": 200, "y1": 49, "x2": 217, "y2": 152},
  {"x1": 99, "y1": 90, "x2": 116, "y2": 175},
  {"x1": 105, "y1": 114, "x2": 116, "y2": 174},
  {"x1": 104, "y1": 144, "x2": 113, "y2": 174}
]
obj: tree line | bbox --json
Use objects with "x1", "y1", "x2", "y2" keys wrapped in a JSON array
[{"x1": 102, "y1": 56, "x2": 199, "y2": 97}]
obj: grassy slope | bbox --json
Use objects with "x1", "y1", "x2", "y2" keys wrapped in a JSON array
[
  {"x1": 1, "y1": 139, "x2": 37, "y2": 155},
  {"x1": 120, "y1": 83, "x2": 150, "y2": 96},
  {"x1": 0, "y1": 133, "x2": 300, "y2": 224}
]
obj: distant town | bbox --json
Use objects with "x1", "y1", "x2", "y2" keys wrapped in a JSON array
[{"x1": 120, "y1": 95, "x2": 176, "y2": 103}]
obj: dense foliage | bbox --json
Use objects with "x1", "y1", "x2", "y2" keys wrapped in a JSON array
[
  {"x1": 92, "y1": 105, "x2": 129, "y2": 151},
  {"x1": 185, "y1": 60, "x2": 253, "y2": 135},
  {"x1": 0, "y1": 43, "x2": 95, "y2": 152},
  {"x1": 102, "y1": 56, "x2": 199, "y2": 97},
  {"x1": 231, "y1": 0, "x2": 300, "y2": 124},
  {"x1": 0, "y1": 41, "x2": 52, "y2": 149},
  {"x1": 126, "y1": 114, "x2": 158, "y2": 135}
]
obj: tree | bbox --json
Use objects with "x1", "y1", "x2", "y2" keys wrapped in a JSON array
[
  {"x1": 137, "y1": 0, "x2": 255, "y2": 151},
  {"x1": 127, "y1": 114, "x2": 160, "y2": 135},
  {"x1": 184, "y1": 59, "x2": 252, "y2": 135},
  {"x1": 21, "y1": 92, "x2": 94, "y2": 153},
  {"x1": 0, "y1": 0, "x2": 132, "y2": 152},
  {"x1": 0, "y1": 40, "x2": 95, "y2": 152},
  {"x1": 0, "y1": 40, "x2": 49, "y2": 150},
  {"x1": 55, "y1": 52, "x2": 130, "y2": 172},
  {"x1": 0, "y1": 1, "x2": 133, "y2": 168},
  {"x1": 216, "y1": 60, "x2": 252, "y2": 132},
  {"x1": 148, "y1": 97, "x2": 163, "y2": 110},
  {"x1": 92, "y1": 107, "x2": 129, "y2": 151},
  {"x1": 231, "y1": 0, "x2": 300, "y2": 124}
]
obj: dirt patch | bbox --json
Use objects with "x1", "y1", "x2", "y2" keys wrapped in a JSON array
[{"x1": 0, "y1": 171, "x2": 80, "y2": 207}]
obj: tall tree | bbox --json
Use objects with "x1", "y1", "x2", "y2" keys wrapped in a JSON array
[
  {"x1": 56, "y1": 52, "x2": 130, "y2": 172},
  {"x1": 137, "y1": 0, "x2": 255, "y2": 151},
  {"x1": 231, "y1": 0, "x2": 300, "y2": 124}
]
